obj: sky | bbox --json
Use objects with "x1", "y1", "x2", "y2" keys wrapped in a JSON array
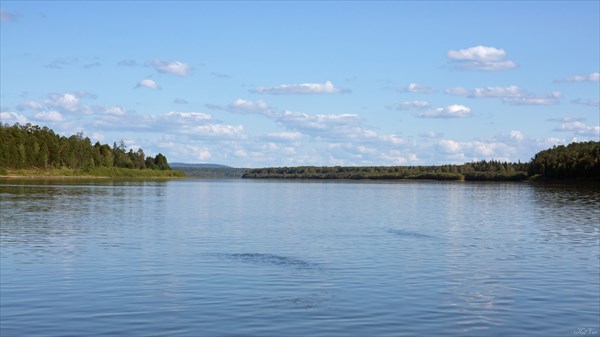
[{"x1": 1, "y1": 1, "x2": 599, "y2": 167}]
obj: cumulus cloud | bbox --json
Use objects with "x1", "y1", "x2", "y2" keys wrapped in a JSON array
[
  {"x1": 163, "y1": 111, "x2": 212, "y2": 123},
  {"x1": 44, "y1": 93, "x2": 83, "y2": 113},
  {"x1": 399, "y1": 83, "x2": 436, "y2": 93},
  {"x1": 227, "y1": 99, "x2": 272, "y2": 114},
  {"x1": 144, "y1": 111, "x2": 245, "y2": 139},
  {"x1": 136, "y1": 79, "x2": 160, "y2": 90},
  {"x1": 509, "y1": 130, "x2": 525, "y2": 142},
  {"x1": 17, "y1": 100, "x2": 43, "y2": 111},
  {"x1": 504, "y1": 92, "x2": 560, "y2": 105},
  {"x1": 222, "y1": 99, "x2": 417, "y2": 165},
  {"x1": 420, "y1": 131, "x2": 443, "y2": 138},
  {"x1": 34, "y1": 111, "x2": 65, "y2": 122},
  {"x1": 14, "y1": 92, "x2": 128, "y2": 123},
  {"x1": 0, "y1": 111, "x2": 29, "y2": 124},
  {"x1": 194, "y1": 147, "x2": 212, "y2": 161},
  {"x1": 555, "y1": 72, "x2": 600, "y2": 83},
  {"x1": 446, "y1": 85, "x2": 561, "y2": 105},
  {"x1": 266, "y1": 131, "x2": 303, "y2": 141},
  {"x1": 552, "y1": 117, "x2": 600, "y2": 137},
  {"x1": 250, "y1": 80, "x2": 349, "y2": 95},
  {"x1": 419, "y1": 104, "x2": 471, "y2": 118},
  {"x1": 275, "y1": 111, "x2": 362, "y2": 138},
  {"x1": 437, "y1": 139, "x2": 462, "y2": 154},
  {"x1": 447, "y1": 45, "x2": 517, "y2": 71},
  {"x1": 103, "y1": 106, "x2": 127, "y2": 116},
  {"x1": 225, "y1": 100, "x2": 364, "y2": 140},
  {"x1": 150, "y1": 60, "x2": 191, "y2": 76},
  {"x1": 445, "y1": 85, "x2": 522, "y2": 98},
  {"x1": 386, "y1": 100, "x2": 430, "y2": 110},
  {"x1": 186, "y1": 124, "x2": 245, "y2": 138}
]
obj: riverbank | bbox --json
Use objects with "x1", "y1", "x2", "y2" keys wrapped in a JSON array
[{"x1": 0, "y1": 167, "x2": 186, "y2": 179}]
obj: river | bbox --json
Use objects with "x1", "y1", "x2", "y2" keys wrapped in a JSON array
[{"x1": 1, "y1": 179, "x2": 598, "y2": 336}]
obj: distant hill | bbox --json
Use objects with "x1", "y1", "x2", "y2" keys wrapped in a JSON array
[
  {"x1": 170, "y1": 163, "x2": 247, "y2": 179},
  {"x1": 170, "y1": 163, "x2": 233, "y2": 169}
]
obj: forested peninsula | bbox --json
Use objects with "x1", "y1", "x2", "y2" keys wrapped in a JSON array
[
  {"x1": 0, "y1": 123, "x2": 184, "y2": 178},
  {"x1": 243, "y1": 141, "x2": 600, "y2": 181}
]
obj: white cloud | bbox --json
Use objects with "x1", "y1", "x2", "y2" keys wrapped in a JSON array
[
  {"x1": 151, "y1": 60, "x2": 191, "y2": 76},
  {"x1": 445, "y1": 85, "x2": 523, "y2": 98},
  {"x1": 438, "y1": 139, "x2": 462, "y2": 153},
  {"x1": 437, "y1": 139, "x2": 462, "y2": 154},
  {"x1": 419, "y1": 104, "x2": 471, "y2": 118},
  {"x1": 266, "y1": 131, "x2": 303, "y2": 141},
  {"x1": 377, "y1": 134, "x2": 406, "y2": 145},
  {"x1": 34, "y1": 111, "x2": 65, "y2": 122},
  {"x1": 103, "y1": 106, "x2": 127, "y2": 116},
  {"x1": 504, "y1": 91, "x2": 560, "y2": 105},
  {"x1": 555, "y1": 72, "x2": 600, "y2": 83},
  {"x1": 164, "y1": 111, "x2": 212, "y2": 122},
  {"x1": 420, "y1": 131, "x2": 443, "y2": 138},
  {"x1": 223, "y1": 98, "x2": 364, "y2": 140},
  {"x1": 447, "y1": 45, "x2": 517, "y2": 71},
  {"x1": 194, "y1": 147, "x2": 212, "y2": 161},
  {"x1": 187, "y1": 124, "x2": 245, "y2": 138},
  {"x1": 250, "y1": 80, "x2": 349, "y2": 95},
  {"x1": 137, "y1": 79, "x2": 160, "y2": 90},
  {"x1": 275, "y1": 111, "x2": 362, "y2": 138},
  {"x1": 227, "y1": 99, "x2": 272, "y2": 114},
  {"x1": 509, "y1": 130, "x2": 525, "y2": 142},
  {"x1": 552, "y1": 118, "x2": 600, "y2": 137},
  {"x1": 45, "y1": 93, "x2": 81, "y2": 112},
  {"x1": 446, "y1": 85, "x2": 561, "y2": 105},
  {"x1": 39, "y1": 92, "x2": 96, "y2": 115},
  {"x1": 399, "y1": 83, "x2": 436, "y2": 93},
  {"x1": 387, "y1": 100, "x2": 430, "y2": 110},
  {"x1": 234, "y1": 149, "x2": 248, "y2": 157},
  {"x1": 448, "y1": 45, "x2": 506, "y2": 62},
  {"x1": 0, "y1": 111, "x2": 29, "y2": 124},
  {"x1": 143, "y1": 111, "x2": 245, "y2": 140},
  {"x1": 17, "y1": 100, "x2": 43, "y2": 111}
]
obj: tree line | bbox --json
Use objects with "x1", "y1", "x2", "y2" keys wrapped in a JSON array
[
  {"x1": 529, "y1": 141, "x2": 599, "y2": 180},
  {"x1": 243, "y1": 141, "x2": 599, "y2": 181},
  {"x1": 0, "y1": 123, "x2": 172, "y2": 172}
]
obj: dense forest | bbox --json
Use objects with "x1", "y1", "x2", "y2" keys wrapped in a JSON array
[
  {"x1": 243, "y1": 141, "x2": 600, "y2": 181},
  {"x1": 528, "y1": 141, "x2": 600, "y2": 180},
  {"x1": 243, "y1": 162, "x2": 530, "y2": 181},
  {"x1": 0, "y1": 123, "x2": 181, "y2": 176}
]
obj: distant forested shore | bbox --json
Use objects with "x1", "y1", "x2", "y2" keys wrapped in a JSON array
[
  {"x1": 1, "y1": 123, "x2": 597, "y2": 181},
  {"x1": 243, "y1": 141, "x2": 600, "y2": 181},
  {"x1": 0, "y1": 123, "x2": 184, "y2": 177}
]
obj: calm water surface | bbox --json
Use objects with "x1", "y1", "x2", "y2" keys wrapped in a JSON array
[{"x1": 1, "y1": 179, "x2": 599, "y2": 336}]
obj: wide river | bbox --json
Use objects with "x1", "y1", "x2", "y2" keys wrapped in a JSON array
[{"x1": 1, "y1": 179, "x2": 599, "y2": 337}]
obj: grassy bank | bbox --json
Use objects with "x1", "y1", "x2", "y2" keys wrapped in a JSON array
[{"x1": 0, "y1": 167, "x2": 186, "y2": 178}]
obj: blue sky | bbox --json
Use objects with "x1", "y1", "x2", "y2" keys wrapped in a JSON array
[{"x1": 1, "y1": 1, "x2": 598, "y2": 167}]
